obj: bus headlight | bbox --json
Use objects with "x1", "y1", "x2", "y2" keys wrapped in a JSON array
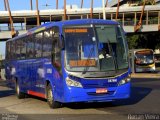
[
  {"x1": 118, "y1": 77, "x2": 131, "y2": 86},
  {"x1": 66, "y1": 77, "x2": 83, "y2": 88}
]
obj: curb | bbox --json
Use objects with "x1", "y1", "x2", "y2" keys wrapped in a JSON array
[{"x1": 131, "y1": 73, "x2": 160, "y2": 78}]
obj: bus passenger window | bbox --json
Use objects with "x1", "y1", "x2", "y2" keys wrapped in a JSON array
[
  {"x1": 15, "y1": 40, "x2": 21, "y2": 59},
  {"x1": 27, "y1": 35, "x2": 35, "y2": 58},
  {"x1": 35, "y1": 32, "x2": 43, "y2": 58},
  {"x1": 52, "y1": 27, "x2": 61, "y2": 72},
  {"x1": 6, "y1": 42, "x2": 10, "y2": 60},
  {"x1": 10, "y1": 41, "x2": 15, "y2": 60},
  {"x1": 21, "y1": 38, "x2": 27, "y2": 59},
  {"x1": 43, "y1": 30, "x2": 53, "y2": 57}
]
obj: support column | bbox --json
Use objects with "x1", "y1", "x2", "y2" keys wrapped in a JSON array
[
  {"x1": 111, "y1": 13, "x2": 113, "y2": 20},
  {"x1": 102, "y1": 0, "x2": 106, "y2": 20},
  {"x1": 30, "y1": 0, "x2": 33, "y2": 10},
  {"x1": 81, "y1": 0, "x2": 83, "y2": 8},
  {"x1": 6, "y1": 0, "x2": 15, "y2": 37},
  {"x1": 134, "y1": 0, "x2": 146, "y2": 32},
  {"x1": 24, "y1": 17, "x2": 27, "y2": 30},
  {"x1": 116, "y1": 0, "x2": 120, "y2": 20},
  {"x1": 90, "y1": 0, "x2": 93, "y2": 19},
  {"x1": 99, "y1": 13, "x2": 101, "y2": 19},
  {"x1": 63, "y1": 0, "x2": 67, "y2": 20},
  {"x1": 81, "y1": 15, "x2": 83, "y2": 19},
  {"x1": 50, "y1": 15, "x2": 52, "y2": 22},
  {"x1": 105, "y1": 0, "x2": 108, "y2": 7},
  {"x1": 146, "y1": 10, "x2": 148, "y2": 25},
  {"x1": 36, "y1": 0, "x2": 40, "y2": 26},
  {"x1": 4, "y1": 0, "x2": 7, "y2": 11},
  {"x1": 87, "y1": 14, "x2": 89, "y2": 19},
  {"x1": 134, "y1": 12, "x2": 137, "y2": 25},
  {"x1": 158, "y1": 11, "x2": 160, "y2": 25},
  {"x1": 158, "y1": 11, "x2": 160, "y2": 31},
  {"x1": 56, "y1": 0, "x2": 58, "y2": 9},
  {"x1": 122, "y1": 13, "x2": 125, "y2": 26},
  {"x1": 68, "y1": 16, "x2": 70, "y2": 20},
  {"x1": 21, "y1": 23, "x2": 23, "y2": 30}
]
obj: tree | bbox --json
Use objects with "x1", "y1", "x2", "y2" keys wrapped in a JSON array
[{"x1": 127, "y1": 32, "x2": 160, "y2": 50}]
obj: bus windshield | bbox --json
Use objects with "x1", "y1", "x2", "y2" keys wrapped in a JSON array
[
  {"x1": 64, "y1": 24, "x2": 128, "y2": 72},
  {"x1": 135, "y1": 50, "x2": 154, "y2": 65}
]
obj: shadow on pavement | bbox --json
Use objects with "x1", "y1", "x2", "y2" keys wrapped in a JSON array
[
  {"x1": 0, "y1": 81, "x2": 152, "y2": 109},
  {"x1": 0, "y1": 89, "x2": 15, "y2": 98},
  {"x1": 0, "y1": 80, "x2": 7, "y2": 87},
  {"x1": 66, "y1": 86, "x2": 152, "y2": 109},
  {"x1": 132, "y1": 78, "x2": 160, "y2": 83},
  {"x1": 0, "y1": 80, "x2": 15, "y2": 98},
  {"x1": 112, "y1": 86, "x2": 152, "y2": 106}
]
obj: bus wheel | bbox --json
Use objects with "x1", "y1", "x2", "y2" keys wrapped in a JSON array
[
  {"x1": 15, "y1": 80, "x2": 25, "y2": 99},
  {"x1": 47, "y1": 84, "x2": 61, "y2": 108}
]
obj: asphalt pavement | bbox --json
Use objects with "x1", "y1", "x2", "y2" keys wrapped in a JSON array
[{"x1": 0, "y1": 74, "x2": 160, "y2": 120}]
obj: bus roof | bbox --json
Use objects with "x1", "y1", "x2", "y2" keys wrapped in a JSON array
[{"x1": 7, "y1": 19, "x2": 119, "y2": 42}]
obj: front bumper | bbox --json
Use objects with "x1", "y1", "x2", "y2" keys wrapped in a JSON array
[{"x1": 62, "y1": 82, "x2": 130, "y2": 103}]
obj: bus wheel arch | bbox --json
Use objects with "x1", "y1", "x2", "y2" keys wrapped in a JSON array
[
  {"x1": 15, "y1": 77, "x2": 25, "y2": 99},
  {"x1": 46, "y1": 82, "x2": 62, "y2": 108}
]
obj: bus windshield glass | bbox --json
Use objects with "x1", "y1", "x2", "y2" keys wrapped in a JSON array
[
  {"x1": 135, "y1": 50, "x2": 154, "y2": 65},
  {"x1": 64, "y1": 24, "x2": 128, "y2": 72}
]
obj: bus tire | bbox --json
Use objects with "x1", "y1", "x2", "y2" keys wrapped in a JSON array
[
  {"x1": 15, "y1": 80, "x2": 25, "y2": 99},
  {"x1": 46, "y1": 84, "x2": 61, "y2": 108}
]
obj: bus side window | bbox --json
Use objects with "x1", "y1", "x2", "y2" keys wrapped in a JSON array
[
  {"x1": 35, "y1": 32, "x2": 43, "y2": 58},
  {"x1": 15, "y1": 39, "x2": 21, "y2": 60},
  {"x1": 43, "y1": 30, "x2": 53, "y2": 57},
  {"x1": 10, "y1": 41, "x2": 15, "y2": 60},
  {"x1": 6, "y1": 42, "x2": 10, "y2": 60},
  {"x1": 52, "y1": 27, "x2": 61, "y2": 72},
  {"x1": 26, "y1": 35, "x2": 35, "y2": 58},
  {"x1": 21, "y1": 38, "x2": 27, "y2": 59}
]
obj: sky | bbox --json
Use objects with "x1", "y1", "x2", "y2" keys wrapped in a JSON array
[
  {"x1": 0, "y1": 0, "x2": 111, "y2": 11},
  {"x1": 0, "y1": 0, "x2": 111, "y2": 56}
]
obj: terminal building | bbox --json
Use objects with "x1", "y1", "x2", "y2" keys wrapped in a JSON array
[{"x1": 0, "y1": 0, "x2": 160, "y2": 40}]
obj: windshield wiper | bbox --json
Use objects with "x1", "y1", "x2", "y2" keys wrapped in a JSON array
[{"x1": 82, "y1": 47, "x2": 94, "y2": 75}]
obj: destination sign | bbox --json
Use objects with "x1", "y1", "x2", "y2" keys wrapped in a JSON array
[
  {"x1": 69, "y1": 59, "x2": 96, "y2": 67},
  {"x1": 64, "y1": 28, "x2": 88, "y2": 33}
]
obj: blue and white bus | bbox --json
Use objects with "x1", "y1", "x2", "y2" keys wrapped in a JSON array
[{"x1": 5, "y1": 19, "x2": 131, "y2": 108}]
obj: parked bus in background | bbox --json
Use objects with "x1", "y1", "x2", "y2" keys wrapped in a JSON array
[
  {"x1": 5, "y1": 19, "x2": 131, "y2": 108},
  {"x1": 0, "y1": 54, "x2": 5, "y2": 80},
  {"x1": 0, "y1": 60, "x2": 6, "y2": 81},
  {"x1": 129, "y1": 49, "x2": 155, "y2": 73},
  {"x1": 154, "y1": 49, "x2": 160, "y2": 68}
]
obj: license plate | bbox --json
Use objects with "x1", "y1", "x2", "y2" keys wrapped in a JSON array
[{"x1": 96, "y1": 88, "x2": 108, "y2": 94}]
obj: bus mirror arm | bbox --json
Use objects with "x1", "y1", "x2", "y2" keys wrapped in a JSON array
[{"x1": 60, "y1": 34, "x2": 65, "y2": 50}]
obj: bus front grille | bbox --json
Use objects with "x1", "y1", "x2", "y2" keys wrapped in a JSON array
[{"x1": 82, "y1": 83, "x2": 117, "y2": 89}]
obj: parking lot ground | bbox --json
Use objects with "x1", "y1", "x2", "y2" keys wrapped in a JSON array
[
  {"x1": 131, "y1": 73, "x2": 160, "y2": 78},
  {"x1": 0, "y1": 76, "x2": 160, "y2": 120}
]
